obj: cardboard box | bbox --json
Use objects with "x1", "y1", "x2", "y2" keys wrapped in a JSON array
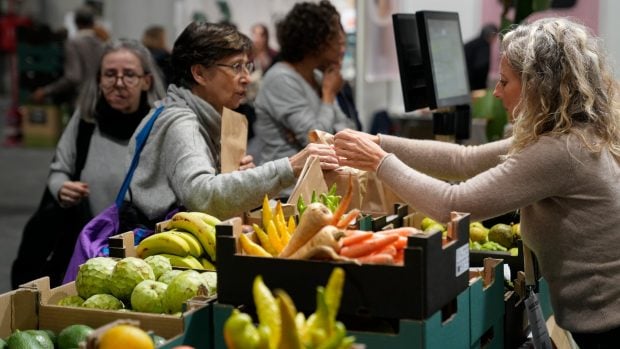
[
  {"x1": 469, "y1": 258, "x2": 505, "y2": 349},
  {"x1": 213, "y1": 288, "x2": 470, "y2": 349},
  {"x1": 0, "y1": 287, "x2": 39, "y2": 338},
  {"x1": 19, "y1": 277, "x2": 213, "y2": 339},
  {"x1": 19, "y1": 105, "x2": 63, "y2": 147},
  {"x1": 216, "y1": 212, "x2": 470, "y2": 320}
]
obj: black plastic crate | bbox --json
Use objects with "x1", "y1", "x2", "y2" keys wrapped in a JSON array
[{"x1": 216, "y1": 212, "x2": 470, "y2": 320}]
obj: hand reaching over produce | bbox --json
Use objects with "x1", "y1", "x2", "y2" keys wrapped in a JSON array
[
  {"x1": 289, "y1": 143, "x2": 339, "y2": 176},
  {"x1": 334, "y1": 128, "x2": 388, "y2": 172}
]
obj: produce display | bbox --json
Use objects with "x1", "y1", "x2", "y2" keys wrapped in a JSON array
[
  {"x1": 136, "y1": 211, "x2": 221, "y2": 270},
  {"x1": 469, "y1": 221, "x2": 521, "y2": 256},
  {"x1": 223, "y1": 267, "x2": 355, "y2": 349},
  {"x1": 57, "y1": 256, "x2": 216, "y2": 315},
  {"x1": 241, "y1": 188, "x2": 441, "y2": 265}
]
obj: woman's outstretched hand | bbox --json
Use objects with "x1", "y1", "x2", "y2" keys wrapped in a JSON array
[
  {"x1": 289, "y1": 143, "x2": 339, "y2": 177},
  {"x1": 334, "y1": 129, "x2": 387, "y2": 172}
]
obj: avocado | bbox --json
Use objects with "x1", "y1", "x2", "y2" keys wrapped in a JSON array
[{"x1": 24, "y1": 330, "x2": 54, "y2": 349}]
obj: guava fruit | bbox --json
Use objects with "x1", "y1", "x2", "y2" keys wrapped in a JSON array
[
  {"x1": 144, "y1": 255, "x2": 173, "y2": 279},
  {"x1": 200, "y1": 271, "x2": 217, "y2": 295},
  {"x1": 82, "y1": 294, "x2": 125, "y2": 310},
  {"x1": 108, "y1": 257, "x2": 155, "y2": 301},
  {"x1": 75, "y1": 257, "x2": 117, "y2": 299},
  {"x1": 158, "y1": 269, "x2": 183, "y2": 284},
  {"x1": 488, "y1": 223, "x2": 514, "y2": 249},
  {"x1": 164, "y1": 269, "x2": 209, "y2": 313},
  {"x1": 131, "y1": 280, "x2": 168, "y2": 313},
  {"x1": 57, "y1": 295, "x2": 85, "y2": 307}
]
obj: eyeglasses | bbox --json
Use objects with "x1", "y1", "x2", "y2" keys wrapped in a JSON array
[
  {"x1": 215, "y1": 62, "x2": 255, "y2": 75},
  {"x1": 100, "y1": 70, "x2": 146, "y2": 88}
]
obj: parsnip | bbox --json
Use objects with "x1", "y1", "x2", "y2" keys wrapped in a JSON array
[
  {"x1": 279, "y1": 202, "x2": 333, "y2": 258},
  {"x1": 288, "y1": 225, "x2": 341, "y2": 260}
]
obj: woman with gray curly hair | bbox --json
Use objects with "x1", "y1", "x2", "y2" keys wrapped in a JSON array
[{"x1": 334, "y1": 17, "x2": 620, "y2": 347}]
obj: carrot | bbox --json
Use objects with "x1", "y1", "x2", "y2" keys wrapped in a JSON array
[
  {"x1": 356, "y1": 253, "x2": 395, "y2": 265},
  {"x1": 252, "y1": 223, "x2": 277, "y2": 256},
  {"x1": 279, "y1": 202, "x2": 333, "y2": 258},
  {"x1": 340, "y1": 231, "x2": 373, "y2": 247},
  {"x1": 394, "y1": 249, "x2": 405, "y2": 265},
  {"x1": 262, "y1": 194, "x2": 272, "y2": 228},
  {"x1": 377, "y1": 227, "x2": 423, "y2": 237},
  {"x1": 330, "y1": 174, "x2": 353, "y2": 226},
  {"x1": 376, "y1": 244, "x2": 397, "y2": 257},
  {"x1": 239, "y1": 233, "x2": 272, "y2": 257},
  {"x1": 339, "y1": 234, "x2": 399, "y2": 258},
  {"x1": 394, "y1": 236, "x2": 408, "y2": 250},
  {"x1": 336, "y1": 208, "x2": 360, "y2": 229}
]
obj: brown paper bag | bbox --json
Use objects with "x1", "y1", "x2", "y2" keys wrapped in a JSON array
[
  {"x1": 221, "y1": 107, "x2": 248, "y2": 173},
  {"x1": 309, "y1": 129, "x2": 403, "y2": 214},
  {"x1": 287, "y1": 155, "x2": 328, "y2": 208}
]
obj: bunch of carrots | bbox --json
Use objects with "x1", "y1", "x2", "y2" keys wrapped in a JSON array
[{"x1": 338, "y1": 227, "x2": 422, "y2": 265}]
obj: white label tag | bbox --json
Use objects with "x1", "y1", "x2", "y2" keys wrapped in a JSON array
[{"x1": 455, "y1": 244, "x2": 469, "y2": 276}]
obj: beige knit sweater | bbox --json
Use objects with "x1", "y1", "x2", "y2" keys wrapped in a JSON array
[{"x1": 378, "y1": 132, "x2": 620, "y2": 333}]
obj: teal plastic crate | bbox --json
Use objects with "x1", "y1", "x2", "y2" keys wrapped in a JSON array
[
  {"x1": 159, "y1": 297, "x2": 214, "y2": 349},
  {"x1": 469, "y1": 259, "x2": 505, "y2": 349},
  {"x1": 350, "y1": 287, "x2": 470, "y2": 349}
]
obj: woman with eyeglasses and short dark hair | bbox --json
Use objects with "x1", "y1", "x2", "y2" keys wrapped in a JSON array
[
  {"x1": 121, "y1": 21, "x2": 338, "y2": 223},
  {"x1": 11, "y1": 39, "x2": 165, "y2": 288}
]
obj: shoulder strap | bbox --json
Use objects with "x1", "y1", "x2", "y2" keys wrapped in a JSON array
[
  {"x1": 114, "y1": 106, "x2": 165, "y2": 208},
  {"x1": 72, "y1": 118, "x2": 96, "y2": 181}
]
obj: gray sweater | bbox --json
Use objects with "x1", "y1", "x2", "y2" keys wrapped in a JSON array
[
  {"x1": 126, "y1": 85, "x2": 296, "y2": 220},
  {"x1": 48, "y1": 111, "x2": 129, "y2": 215},
  {"x1": 378, "y1": 132, "x2": 620, "y2": 332},
  {"x1": 254, "y1": 62, "x2": 356, "y2": 164}
]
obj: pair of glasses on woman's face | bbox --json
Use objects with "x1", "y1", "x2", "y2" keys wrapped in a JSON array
[
  {"x1": 215, "y1": 61, "x2": 255, "y2": 76},
  {"x1": 100, "y1": 70, "x2": 147, "y2": 88}
]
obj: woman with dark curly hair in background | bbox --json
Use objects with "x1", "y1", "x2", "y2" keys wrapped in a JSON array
[{"x1": 252, "y1": 0, "x2": 357, "y2": 170}]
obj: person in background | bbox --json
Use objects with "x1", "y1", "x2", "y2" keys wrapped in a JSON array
[
  {"x1": 142, "y1": 25, "x2": 172, "y2": 87},
  {"x1": 12, "y1": 39, "x2": 165, "y2": 288},
  {"x1": 253, "y1": 0, "x2": 357, "y2": 168},
  {"x1": 121, "y1": 22, "x2": 338, "y2": 224},
  {"x1": 250, "y1": 23, "x2": 278, "y2": 74},
  {"x1": 464, "y1": 23, "x2": 498, "y2": 90},
  {"x1": 32, "y1": 6, "x2": 105, "y2": 108},
  {"x1": 335, "y1": 17, "x2": 620, "y2": 348}
]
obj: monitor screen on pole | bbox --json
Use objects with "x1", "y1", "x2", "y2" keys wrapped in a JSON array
[{"x1": 393, "y1": 11, "x2": 471, "y2": 112}]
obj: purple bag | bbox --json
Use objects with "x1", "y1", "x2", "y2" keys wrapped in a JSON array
[
  {"x1": 62, "y1": 106, "x2": 164, "y2": 284},
  {"x1": 63, "y1": 204, "x2": 120, "y2": 282}
]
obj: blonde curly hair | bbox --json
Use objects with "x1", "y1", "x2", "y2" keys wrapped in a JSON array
[{"x1": 500, "y1": 17, "x2": 620, "y2": 157}]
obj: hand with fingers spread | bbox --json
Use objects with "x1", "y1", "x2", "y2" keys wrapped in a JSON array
[
  {"x1": 334, "y1": 129, "x2": 388, "y2": 172},
  {"x1": 58, "y1": 181, "x2": 90, "y2": 207},
  {"x1": 289, "y1": 143, "x2": 339, "y2": 177}
]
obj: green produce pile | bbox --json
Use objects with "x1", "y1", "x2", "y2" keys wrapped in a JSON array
[
  {"x1": 469, "y1": 222, "x2": 521, "y2": 256},
  {"x1": 1, "y1": 324, "x2": 93, "y2": 349}
]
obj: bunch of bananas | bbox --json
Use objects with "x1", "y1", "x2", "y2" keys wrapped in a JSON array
[
  {"x1": 224, "y1": 267, "x2": 355, "y2": 349},
  {"x1": 239, "y1": 195, "x2": 296, "y2": 257},
  {"x1": 136, "y1": 211, "x2": 220, "y2": 270}
]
